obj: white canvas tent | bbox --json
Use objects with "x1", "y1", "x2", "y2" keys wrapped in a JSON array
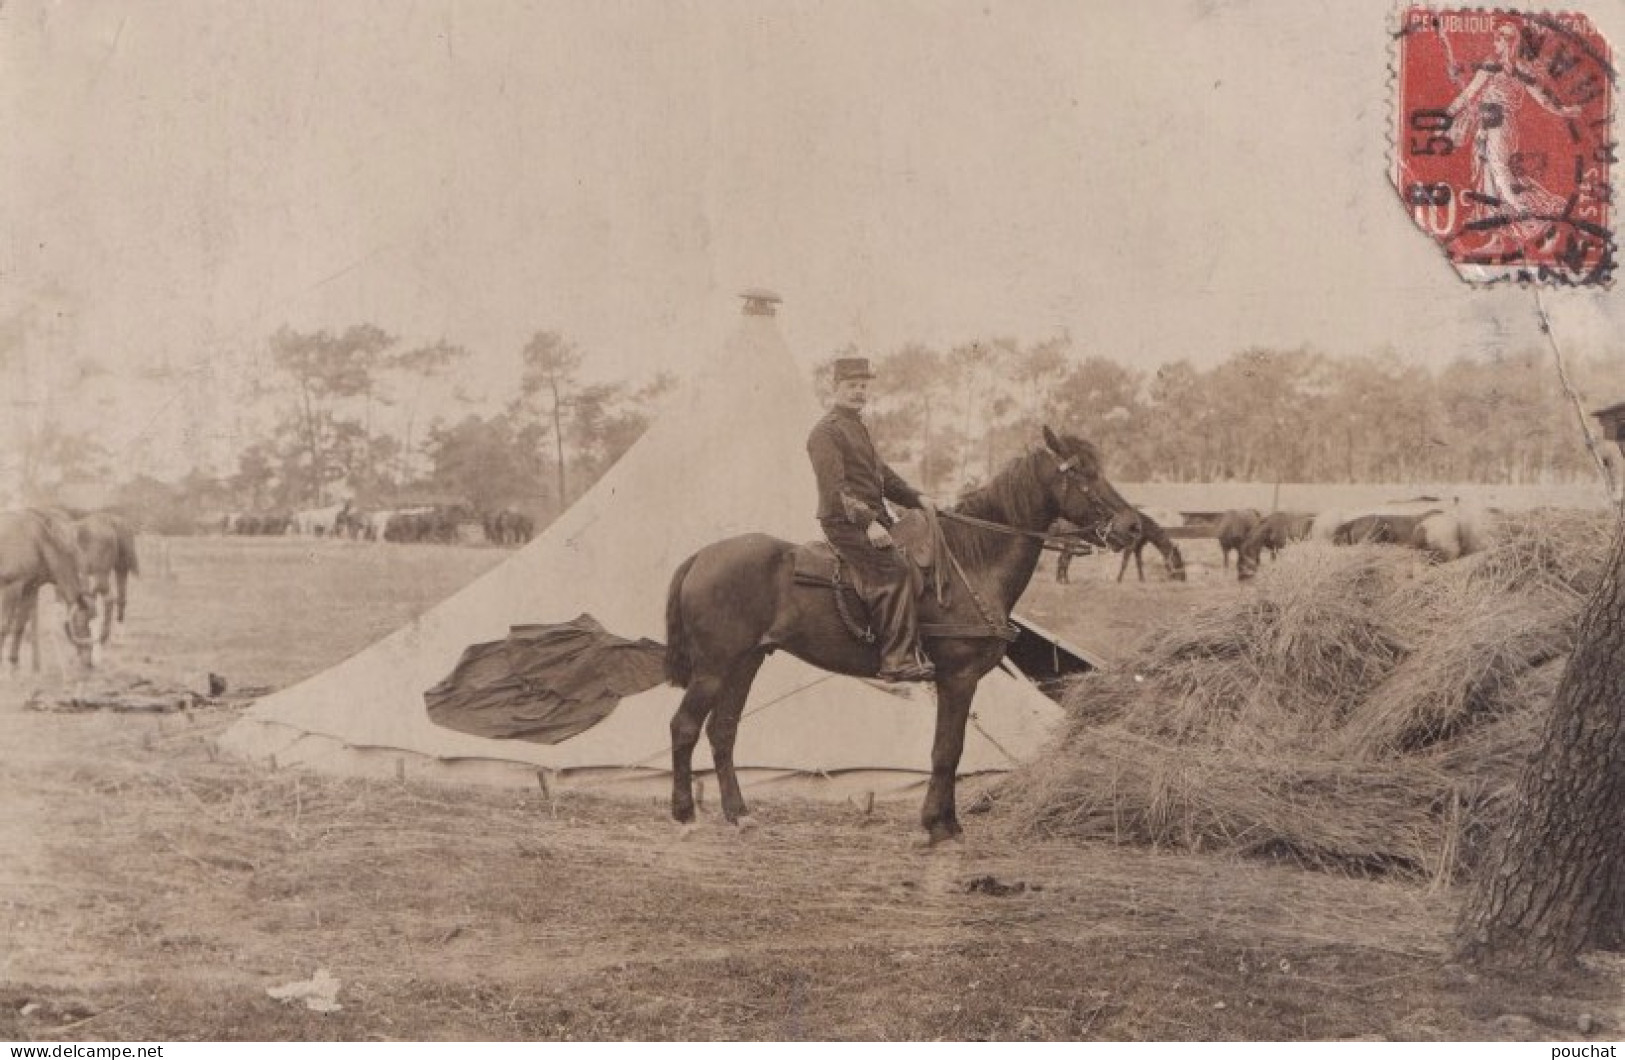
[{"x1": 223, "y1": 294, "x2": 1066, "y2": 798}]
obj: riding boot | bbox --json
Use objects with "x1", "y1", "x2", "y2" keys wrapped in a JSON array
[{"x1": 821, "y1": 521, "x2": 936, "y2": 682}]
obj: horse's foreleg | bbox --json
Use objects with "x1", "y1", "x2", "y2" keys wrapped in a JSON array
[
  {"x1": 98, "y1": 592, "x2": 113, "y2": 646},
  {"x1": 1134, "y1": 540, "x2": 1146, "y2": 582},
  {"x1": 920, "y1": 675, "x2": 976, "y2": 844},
  {"x1": 1114, "y1": 549, "x2": 1131, "y2": 583},
  {"x1": 705, "y1": 653, "x2": 765, "y2": 825},
  {"x1": 670, "y1": 676, "x2": 723, "y2": 824}
]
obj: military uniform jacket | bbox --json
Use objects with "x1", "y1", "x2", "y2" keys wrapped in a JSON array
[{"x1": 806, "y1": 406, "x2": 923, "y2": 529}]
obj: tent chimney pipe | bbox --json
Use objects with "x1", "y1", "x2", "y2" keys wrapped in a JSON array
[{"x1": 739, "y1": 288, "x2": 782, "y2": 317}]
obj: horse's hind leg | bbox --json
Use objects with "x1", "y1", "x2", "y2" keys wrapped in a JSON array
[
  {"x1": 0, "y1": 586, "x2": 29, "y2": 672},
  {"x1": 670, "y1": 674, "x2": 724, "y2": 824},
  {"x1": 705, "y1": 652, "x2": 766, "y2": 826},
  {"x1": 98, "y1": 590, "x2": 114, "y2": 646}
]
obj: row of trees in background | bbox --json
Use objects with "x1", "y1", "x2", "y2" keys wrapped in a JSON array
[
  {"x1": 838, "y1": 340, "x2": 1621, "y2": 494},
  {"x1": 205, "y1": 325, "x2": 674, "y2": 529},
  {"x1": 23, "y1": 322, "x2": 676, "y2": 534},
  {"x1": 18, "y1": 325, "x2": 1620, "y2": 534}
]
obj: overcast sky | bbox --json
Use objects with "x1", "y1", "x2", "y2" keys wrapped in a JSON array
[{"x1": 4, "y1": 0, "x2": 1622, "y2": 478}]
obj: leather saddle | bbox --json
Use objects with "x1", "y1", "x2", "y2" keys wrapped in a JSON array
[
  {"x1": 791, "y1": 509, "x2": 937, "y2": 592},
  {"x1": 791, "y1": 510, "x2": 1018, "y2": 643}
]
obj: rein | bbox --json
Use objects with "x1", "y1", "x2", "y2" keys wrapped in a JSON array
[{"x1": 938, "y1": 508, "x2": 1098, "y2": 549}]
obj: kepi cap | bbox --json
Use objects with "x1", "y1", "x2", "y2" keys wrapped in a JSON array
[{"x1": 833, "y1": 357, "x2": 876, "y2": 383}]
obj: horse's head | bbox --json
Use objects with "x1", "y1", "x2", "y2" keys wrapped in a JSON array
[
  {"x1": 62, "y1": 592, "x2": 96, "y2": 668},
  {"x1": 1040, "y1": 426, "x2": 1135, "y2": 533},
  {"x1": 1236, "y1": 521, "x2": 1269, "y2": 582}
]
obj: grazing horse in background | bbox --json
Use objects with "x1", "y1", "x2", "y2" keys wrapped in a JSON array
[
  {"x1": 1215, "y1": 509, "x2": 1262, "y2": 571},
  {"x1": 494, "y1": 508, "x2": 536, "y2": 546},
  {"x1": 1406, "y1": 509, "x2": 1488, "y2": 563},
  {"x1": 1236, "y1": 511, "x2": 1317, "y2": 582},
  {"x1": 1101, "y1": 508, "x2": 1187, "y2": 583},
  {"x1": 664, "y1": 427, "x2": 1137, "y2": 845},
  {"x1": 74, "y1": 512, "x2": 140, "y2": 645},
  {"x1": 0, "y1": 509, "x2": 97, "y2": 671},
  {"x1": 1333, "y1": 511, "x2": 1439, "y2": 546},
  {"x1": 291, "y1": 503, "x2": 348, "y2": 537},
  {"x1": 332, "y1": 504, "x2": 368, "y2": 540},
  {"x1": 1410, "y1": 512, "x2": 1469, "y2": 562}
]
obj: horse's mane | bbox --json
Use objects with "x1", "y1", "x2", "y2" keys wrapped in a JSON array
[
  {"x1": 26, "y1": 508, "x2": 77, "y2": 557},
  {"x1": 945, "y1": 448, "x2": 1058, "y2": 569},
  {"x1": 938, "y1": 432, "x2": 1121, "y2": 569}
]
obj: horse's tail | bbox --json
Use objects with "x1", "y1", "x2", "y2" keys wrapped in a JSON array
[
  {"x1": 114, "y1": 530, "x2": 138, "y2": 622},
  {"x1": 118, "y1": 525, "x2": 141, "y2": 578},
  {"x1": 1310, "y1": 509, "x2": 1343, "y2": 542},
  {"x1": 664, "y1": 552, "x2": 700, "y2": 688},
  {"x1": 1452, "y1": 498, "x2": 1490, "y2": 556}
]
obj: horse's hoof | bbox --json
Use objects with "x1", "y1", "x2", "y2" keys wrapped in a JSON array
[
  {"x1": 734, "y1": 814, "x2": 759, "y2": 832},
  {"x1": 914, "y1": 826, "x2": 964, "y2": 850}
]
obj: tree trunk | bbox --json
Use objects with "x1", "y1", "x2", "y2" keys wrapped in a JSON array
[
  {"x1": 549, "y1": 380, "x2": 568, "y2": 506},
  {"x1": 1455, "y1": 510, "x2": 1625, "y2": 971},
  {"x1": 920, "y1": 398, "x2": 933, "y2": 493}
]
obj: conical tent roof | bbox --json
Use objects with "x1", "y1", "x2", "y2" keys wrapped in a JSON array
[{"x1": 222, "y1": 296, "x2": 1064, "y2": 797}]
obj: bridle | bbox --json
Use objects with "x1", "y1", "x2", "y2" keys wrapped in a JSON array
[{"x1": 936, "y1": 447, "x2": 1119, "y2": 547}]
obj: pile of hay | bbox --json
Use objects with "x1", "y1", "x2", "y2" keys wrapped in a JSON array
[{"x1": 999, "y1": 508, "x2": 1615, "y2": 879}]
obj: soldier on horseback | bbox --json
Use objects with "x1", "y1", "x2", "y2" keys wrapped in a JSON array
[{"x1": 806, "y1": 357, "x2": 937, "y2": 683}]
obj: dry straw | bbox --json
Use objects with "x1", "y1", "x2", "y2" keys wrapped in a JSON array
[{"x1": 998, "y1": 508, "x2": 1615, "y2": 880}]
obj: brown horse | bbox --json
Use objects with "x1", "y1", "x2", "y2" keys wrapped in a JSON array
[
  {"x1": 74, "y1": 512, "x2": 140, "y2": 644},
  {"x1": 663, "y1": 427, "x2": 1136, "y2": 844},
  {"x1": 1236, "y1": 510, "x2": 1316, "y2": 581},
  {"x1": 1332, "y1": 511, "x2": 1440, "y2": 546},
  {"x1": 1103, "y1": 509, "x2": 1187, "y2": 583},
  {"x1": 1215, "y1": 509, "x2": 1262, "y2": 571},
  {"x1": 0, "y1": 509, "x2": 97, "y2": 671}
]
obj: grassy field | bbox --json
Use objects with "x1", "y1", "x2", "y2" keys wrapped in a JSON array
[{"x1": 0, "y1": 534, "x2": 1617, "y2": 1041}]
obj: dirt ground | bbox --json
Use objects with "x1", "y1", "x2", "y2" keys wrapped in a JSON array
[{"x1": 0, "y1": 535, "x2": 1618, "y2": 1041}]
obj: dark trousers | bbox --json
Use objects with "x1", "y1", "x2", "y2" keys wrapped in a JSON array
[{"x1": 821, "y1": 519, "x2": 921, "y2": 672}]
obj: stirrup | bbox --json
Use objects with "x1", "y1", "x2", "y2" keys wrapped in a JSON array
[{"x1": 878, "y1": 660, "x2": 936, "y2": 683}]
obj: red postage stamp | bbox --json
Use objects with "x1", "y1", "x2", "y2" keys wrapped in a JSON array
[{"x1": 1393, "y1": 9, "x2": 1615, "y2": 284}]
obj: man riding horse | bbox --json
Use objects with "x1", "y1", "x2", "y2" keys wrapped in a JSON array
[{"x1": 806, "y1": 357, "x2": 937, "y2": 683}]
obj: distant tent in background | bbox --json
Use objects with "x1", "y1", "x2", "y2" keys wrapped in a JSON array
[{"x1": 222, "y1": 292, "x2": 1079, "y2": 798}]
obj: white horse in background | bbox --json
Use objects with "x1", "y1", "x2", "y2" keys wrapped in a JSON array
[
  {"x1": 290, "y1": 503, "x2": 348, "y2": 537},
  {"x1": 1411, "y1": 499, "x2": 1491, "y2": 562}
]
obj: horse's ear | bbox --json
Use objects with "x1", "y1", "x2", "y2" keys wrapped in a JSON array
[{"x1": 1042, "y1": 425, "x2": 1064, "y2": 454}]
